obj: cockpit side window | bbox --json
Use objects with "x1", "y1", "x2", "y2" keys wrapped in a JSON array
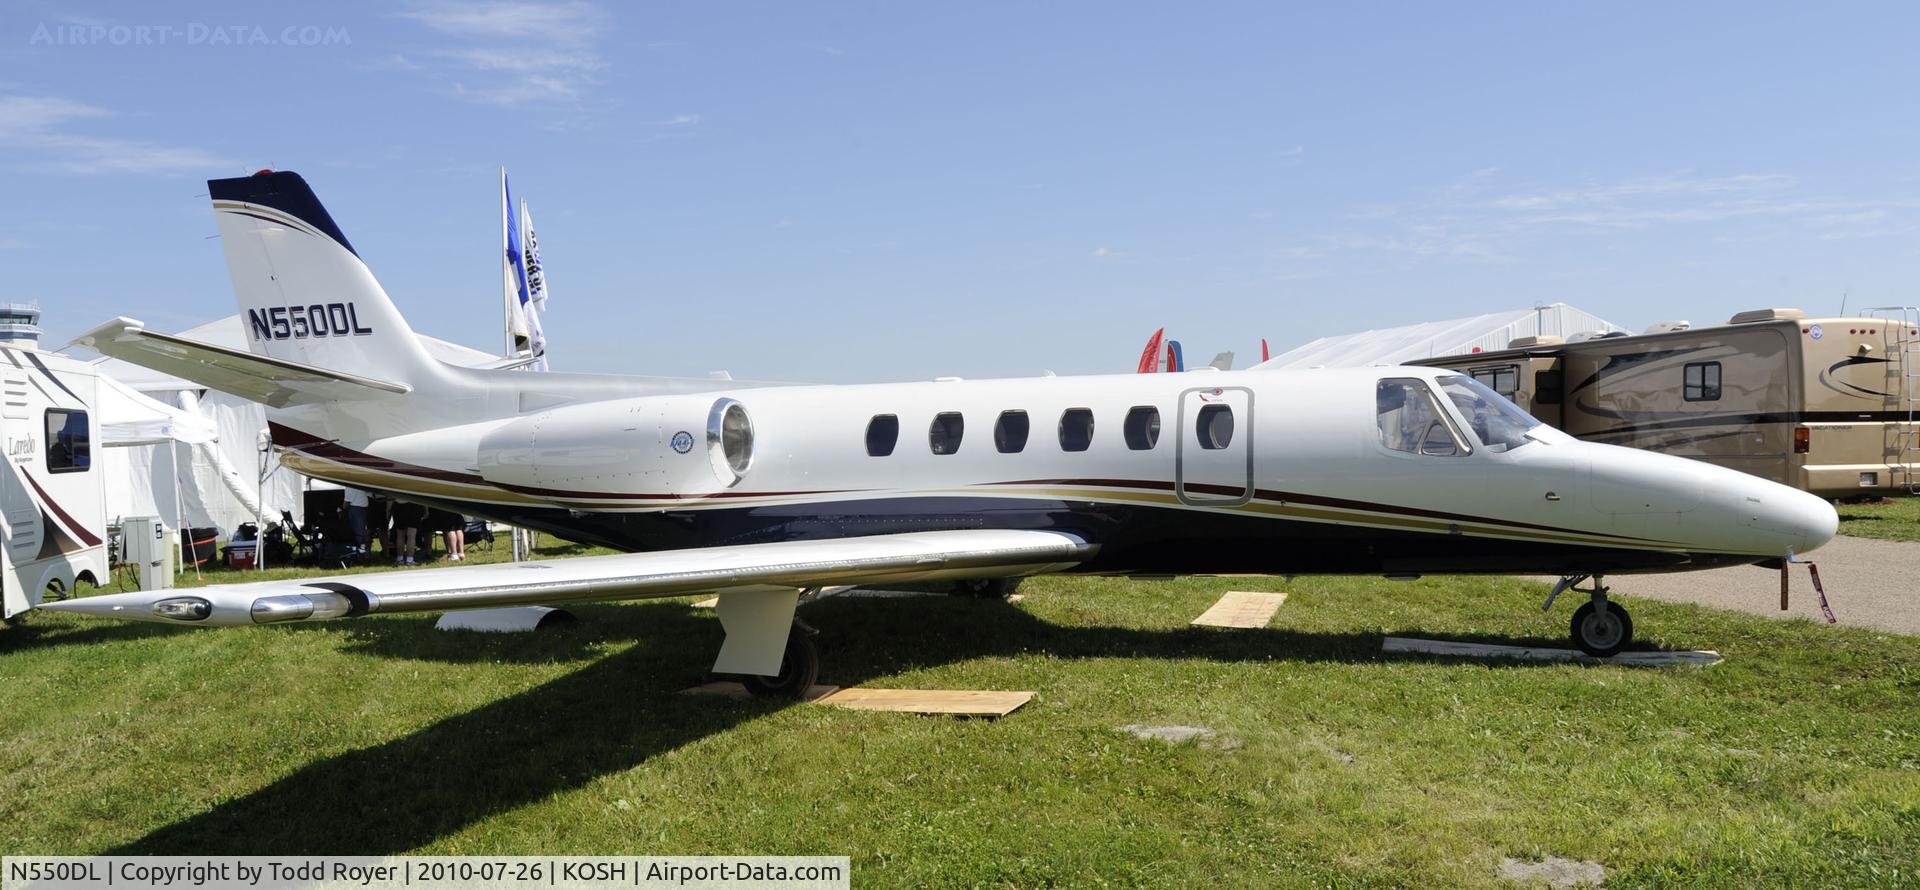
[
  {"x1": 1376, "y1": 378, "x2": 1469, "y2": 456},
  {"x1": 1435, "y1": 375, "x2": 1541, "y2": 452}
]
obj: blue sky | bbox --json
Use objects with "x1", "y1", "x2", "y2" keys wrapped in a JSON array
[{"x1": 8, "y1": 1, "x2": 1920, "y2": 381}]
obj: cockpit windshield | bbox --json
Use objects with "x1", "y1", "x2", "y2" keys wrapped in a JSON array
[{"x1": 1435, "y1": 375, "x2": 1542, "y2": 452}]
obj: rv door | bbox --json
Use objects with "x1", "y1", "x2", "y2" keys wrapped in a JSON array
[{"x1": 1, "y1": 368, "x2": 34, "y2": 619}]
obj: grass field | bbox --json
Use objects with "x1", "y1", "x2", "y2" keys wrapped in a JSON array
[
  {"x1": 3, "y1": 550, "x2": 1917, "y2": 887},
  {"x1": 1838, "y1": 497, "x2": 1920, "y2": 543}
]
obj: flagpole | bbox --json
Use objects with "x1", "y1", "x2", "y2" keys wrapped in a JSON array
[{"x1": 500, "y1": 167, "x2": 515, "y2": 359}]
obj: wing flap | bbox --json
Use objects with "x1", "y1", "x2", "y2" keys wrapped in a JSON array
[
  {"x1": 72, "y1": 317, "x2": 409, "y2": 408},
  {"x1": 40, "y1": 530, "x2": 1095, "y2": 627}
]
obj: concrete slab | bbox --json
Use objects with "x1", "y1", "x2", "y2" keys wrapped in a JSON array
[
  {"x1": 1191, "y1": 590, "x2": 1288, "y2": 628},
  {"x1": 1382, "y1": 636, "x2": 1723, "y2": 666},
  {"x1": 681, "y1": 682, "x2": 1033, "y2": 717}
]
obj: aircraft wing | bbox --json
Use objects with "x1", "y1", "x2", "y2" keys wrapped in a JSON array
[
  {"x1": 40, "y1": 530, "x2": 1095, "y2": 627},
  {"x1": 72, "y1": 317, "x2": 410, "y2": 408}
]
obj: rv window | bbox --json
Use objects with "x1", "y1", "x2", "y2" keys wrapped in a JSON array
[
  {"x1": 1533, "y1": 369, "x2": 1563, "y2": 405},
  {"x1": 1376, "y1": 378, "x2": 1469, "y2": 456},
  {"x1": 866, "y1": 415, "x2": 899, "y2": 456},
  {"x1": 994, "y1": 410, "x2": 1030, "y2": 453},
  {"x1": 1436, "y1": 375, "x2": 1539, "y2": 452},
  {"x1": 1058, "y1": 408, "x2": 1095, "y2": 452},
  {"x1": 1123, "y1": 406, "x2": 1161, "y2": 450},
  {"x1": 1471, "y1": 366, "x2": 1519, "y2": 399},
  {"x1": 1195, "y1": 404, "x2": 1235, "y2": 450},
  {"x1": 1684, "y1": 362, "x2": 1722, "y2": 401},
  {"x1": 929, "y1": 412, "x2": 965, "y2": 455},
  {"x1": 46, "y1": 409, "x2": 90, "y2": 473}
]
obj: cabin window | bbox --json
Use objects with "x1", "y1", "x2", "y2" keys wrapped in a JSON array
[
  {"x1": 1194, "y1": 404, "x2": 1235, "y2": 450},
  {"x1": 994, "y1": 410, "x2": 1030, "y2": 453},
  {"x1": 1436, "y1": 375, "x2": 1539, "y2": 452},
  {"x1": 1058, "y1": 408, "x2": 1095, "y2": 452},
  {"x1": 1123, "y1": 406, "x2": 1161, "y2": 450},
  {"x1": 1470, "y1": 365, "x2": 1519, "y2": 399},
  {"x1": 46, "y1": 409, "x2": 90, "y2": 473},
  {"x1": 929, "y1": 412, "x2": 965, "y2": 455},
  {"x1": 1377, "y1": 378, "x2": 1468, "y2": 456},
  {"x1": 1683, "y1": 362, "x2": 1721, "y2": 401},
  {"x1": 865, "y1": 415, "x2": 899, "y2": 456}
]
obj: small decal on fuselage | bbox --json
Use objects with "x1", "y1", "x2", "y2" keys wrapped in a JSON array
[
  {"x1": 671, "y1": 431, "x2": 695, "y2": 453},
  {"x1": 247, "y1": 303, "x2": 375, "y2": 341},
  {"x1": 1808, "y1": 324, "x2": 1823, "y2": 340}
]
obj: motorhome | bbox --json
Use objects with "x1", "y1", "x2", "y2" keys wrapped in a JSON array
[
  {"x1": 0, "y1": 319, "x2": 110, "y2": 623},
  {"x1": 1418, "y1": 308, "x2": 1920, "y2": 498}
]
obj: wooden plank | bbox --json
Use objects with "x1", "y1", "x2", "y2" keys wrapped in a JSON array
[
  {"x1": 1381, "y1": 636, "x2": 1722, "y2": 667},
  {"x1": 1190, "y1": 590, "x2": 1287, "y2": 628},
  {"x1": 679, "y1": 682, "x2": 1032, "y2": 716},
  {"x1": 815, "y1": 687, "x2": 1033, "y2": 717}
]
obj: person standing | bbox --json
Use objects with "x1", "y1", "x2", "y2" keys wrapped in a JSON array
[
  {"x1": 444, "y1": 512, "x2": 467, "y2": 562},
  {"x1": 342, "y1": 487, "x2": 371, "y2": 556},
  {"x1": 390, "y1": 499, "x2": 425, "y2": 566}
]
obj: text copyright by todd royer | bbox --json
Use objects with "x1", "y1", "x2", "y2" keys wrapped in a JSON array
[{"x1": 2, "y1": 857, "x2": 849, "y2": 890}]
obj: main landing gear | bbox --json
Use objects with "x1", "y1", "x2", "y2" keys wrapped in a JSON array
[
  {"x1": 1544, "y1": 574, "x2": 1634, "y2": 657},
  {"x1": 741, "y1": 618, "x2": 820, "y2": 699}
]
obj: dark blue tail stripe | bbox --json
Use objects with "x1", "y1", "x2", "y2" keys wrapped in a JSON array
[{"x1": 208, "y1": 171, "x2": 357, "y2": 257}]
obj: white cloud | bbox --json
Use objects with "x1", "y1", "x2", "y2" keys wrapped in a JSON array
[
  {"x1": 1316, "y1": 169, "x2": 1920, "y2": 264},
  {"x1": 0, "y1": 94, "x2": 228, "y2": 175},
  {"x1": 396, "y1": 1, "x2": 615, "y2": 109},
  {"x1": 398, "y1": 1, "x2": 605, "y2": 42}
]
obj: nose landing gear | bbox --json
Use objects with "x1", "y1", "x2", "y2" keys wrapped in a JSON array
[{"x1": 1544, "y1": 574, "x2": 1634, "y2": 657}]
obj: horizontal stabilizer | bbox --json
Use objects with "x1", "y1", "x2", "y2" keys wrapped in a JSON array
[
  {"x1": 39, "y1": 530, "x2": 1095, "y2": 627},
  {"x1": 71, "y1": 317, "x2": 410, "y2": 408}
]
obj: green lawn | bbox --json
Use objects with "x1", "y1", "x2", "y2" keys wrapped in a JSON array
[
  {"x1": 1838, "y1": 497, "x2": 1920, "y2": 543},
  {"x1": 3, "y1": 559, "x2": 1916, "y2": 887}
]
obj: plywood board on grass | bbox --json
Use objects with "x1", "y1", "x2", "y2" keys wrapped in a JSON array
[
  {"x1": 1381, "y1": 636, "x2": 1722, "y2": 666},
  {"x1": 814, "y1": 687, "x2": 1033, "y2": 717},
  {"x1": 1191, "y1": 591, "x2": 1288, "y2": 628}
]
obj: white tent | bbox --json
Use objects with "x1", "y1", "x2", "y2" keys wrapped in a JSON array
[
  {"x1": 85, "y1": 315, "x2": 501, "y2": 534},
  {"x1": 1254, "y1": 303, "x2": 1623, "y2": 370},
  {"x1": 96, "y1": 374, "x2": 216, "y2": 447}
]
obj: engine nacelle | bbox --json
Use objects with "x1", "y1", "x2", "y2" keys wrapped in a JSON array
[{"x1": 477, "y1": 395, "x2": 755, "y2": 499}]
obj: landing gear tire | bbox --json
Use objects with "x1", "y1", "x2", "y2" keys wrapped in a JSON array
[
  {"x1": 952, "y1": 578, "x2": 1022, "y2": 598},
  {"x1": 1570, "y1": 601, "x2": 1632, "y2": 657},
  {"x1": 741, "y1": 626, "x2": 820, "y2": 699}
]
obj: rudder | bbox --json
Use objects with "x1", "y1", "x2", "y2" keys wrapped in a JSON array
[{"x1": 210, "y1": 170, "x2": 438, "y2": 389}]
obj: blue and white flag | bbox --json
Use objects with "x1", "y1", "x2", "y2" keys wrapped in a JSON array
[
  {"x1": 501, "y1": 170, "x2": 547, "y2": 370},
  {"x1": 522, "y1": 202, "x2": 550, "y2": 312}
]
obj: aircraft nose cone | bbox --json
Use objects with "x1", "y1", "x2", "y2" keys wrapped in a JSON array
[{"x1": 1783, "y1": 488, "x2": 1840, "y2": 556}]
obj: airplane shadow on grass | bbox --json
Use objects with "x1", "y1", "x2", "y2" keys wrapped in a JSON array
[{"x1": 109, "y1": 594, "x2": 1575, "y2": 855}]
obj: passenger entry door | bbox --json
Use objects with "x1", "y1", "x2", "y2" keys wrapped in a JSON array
[{"x1": 1177, "y1": 386, "x2": 1253, "y2": 505}]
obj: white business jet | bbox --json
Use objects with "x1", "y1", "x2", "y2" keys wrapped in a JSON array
[{"x1": 50, "y1": 171, "x2": 1837, "y2": 695}]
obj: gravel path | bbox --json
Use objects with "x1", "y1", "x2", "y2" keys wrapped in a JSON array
[{"x1": 1559, "y1": 535, "x2": 1919, "y2": 636}]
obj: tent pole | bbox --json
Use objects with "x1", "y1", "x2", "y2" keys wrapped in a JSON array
[{"x1": 256, "y1": 429, "x2": 268, "y2": 572}]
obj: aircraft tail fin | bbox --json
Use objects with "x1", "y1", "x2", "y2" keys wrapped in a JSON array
[{"x1": 209, "y1": 170, "x2": 443, "y2": 393}]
